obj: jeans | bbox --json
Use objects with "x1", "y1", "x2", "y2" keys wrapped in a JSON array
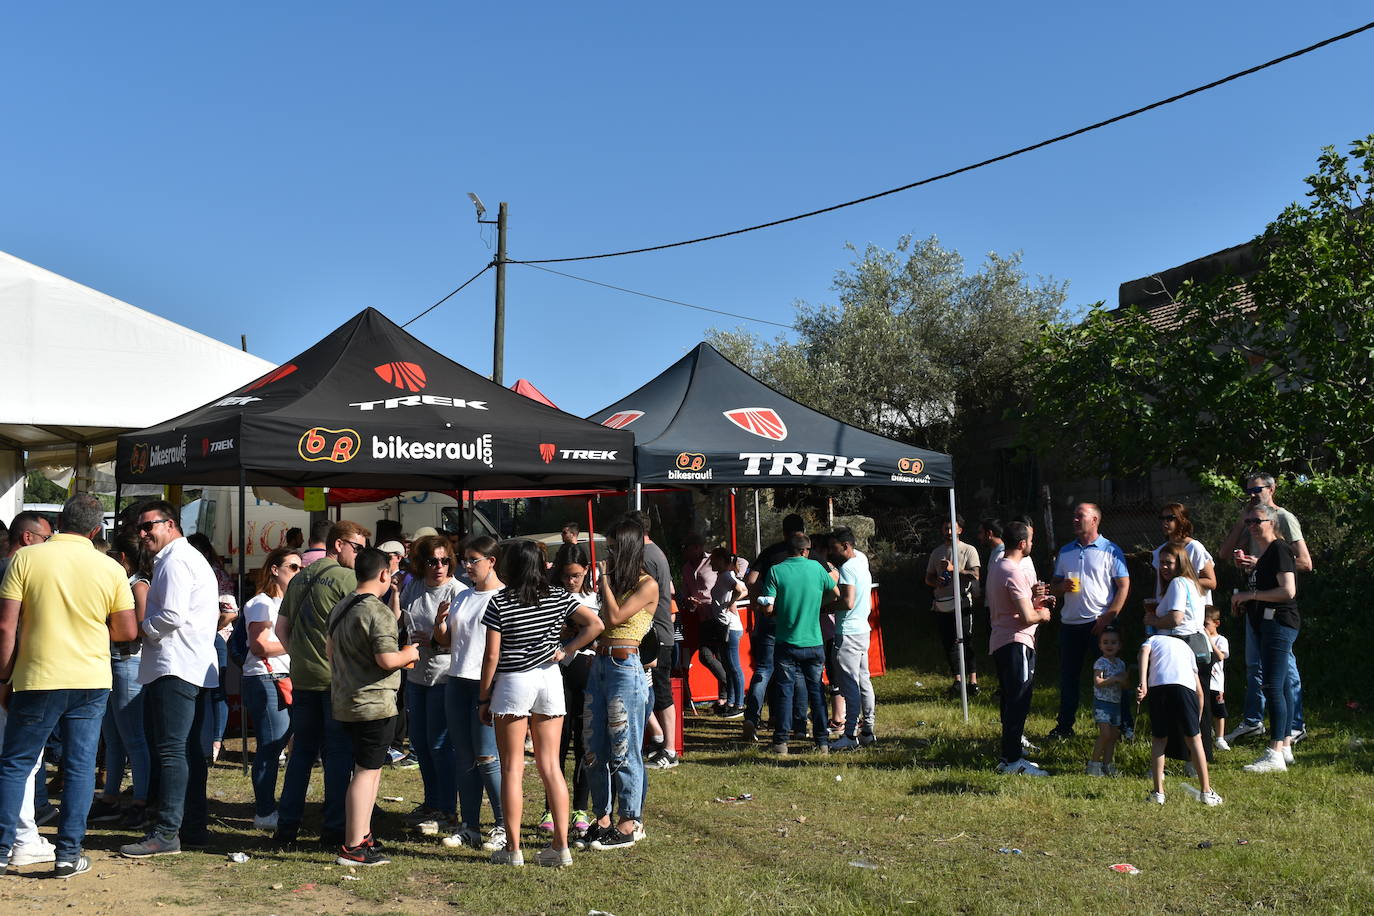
[
  {"x1": 773, "y1": 643, "x2": 827, "y2": 746},
  {"x1": 723, "y1": 630, "x2": 744, "y2": 708},
  {"x1": 241, "y1": 675, "x2": 292, "y2": 818},
  {"x1": 1056, "y1": 621, "x2": 1098, "y2": 732},
  {"x1": 406, "y1": 679, "x2": 456, "y2": 815},
  {"x1": 994, "y1": 643, "x2": 1036, "y2": 763},
  {"x1": 0, "y1": 688, "x2": 106, "y2": 862},
  {"x1": 145, "y1": 675, "x2": 207, "y2": 840},
  {"x1": 585, "y1": 653, "x2": 649, "y2": 822},
  {"x1": 0, "y1": 706, "x2": 45, "y2": 855},
  {"x1": 200, "y1": 635, "x2": 229, "y2": 758},
  {"x1": 444, "y1": 677, "x2": 502, "y2": 829},
  {"x1": 102, "y1": 654, "x2": 150, "y2": 801},
  {"x1": 1242, "y1": 623, "x2": 1305, "y2": 732},
  {"x1": 276, "y1": 688, "x2": 352, "y2": 835},
  {"x1": 743, "y1": 628, "x2": 776, "y2": 726},
  {"x1": 1253, "y1": 619, "x2": 1300, "y2": 741},
  {"x1": 832, "y1": 632, "x2": 875, "y2": 739}
]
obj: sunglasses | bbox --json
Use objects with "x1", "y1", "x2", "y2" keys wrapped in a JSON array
[
  {"x1": 282, "y1": 562, "x2": 301, "y2": 572},
  {"x1": 426, "y1": 557, "x2": 452, "y2": 568},
  {"x1": 341, "y1": 540, "x2": 367, "y2": 552},
  {"x1": 1243, "y1": 517, "x2": 1268, "y2": 526},
  {"x1": 1246, "y1": 486, "x2": 1268, "y2": 495},
  {"x1": 460, "y1": 556, "x2": 488, "y2": 565},
  {"x1": 137, "y1": 518, "x2": 173, "y2": 534}
]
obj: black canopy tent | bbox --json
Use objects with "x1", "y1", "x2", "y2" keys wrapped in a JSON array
[{"x1": 588, "y1": 342, "x2": 976, "y2": 720}]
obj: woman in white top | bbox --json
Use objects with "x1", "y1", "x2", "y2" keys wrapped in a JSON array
[
  {"x1": 241, "y1": 545, "x2": 300, "y2": 829},
  {"x1": 434, "y1": 535, "x2": 506, "y2": 852},
  {"x1": 398, "y1": 534, "x2": 462, "y2": 833}
]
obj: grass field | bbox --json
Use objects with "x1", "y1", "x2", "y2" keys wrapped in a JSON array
[{"x1": 79, "y1": 663, "x2": 1374, "y2": 915}]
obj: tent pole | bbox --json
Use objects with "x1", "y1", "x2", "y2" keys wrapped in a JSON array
[
  {"x1": 949, "y1": 487, "x2": 968, "y2": 724},
  {"x1": 729, "y1": 489, "x2": 737, "y2": 555},
  {"x1": 238, "y1": 469, "x2": 250, "y2": 775},
  {"x1": 585, "y1": 497, "x2": 597, "y2": 584},
  {"x1": 635, "y1": 484, "x2": 642, "y2": 510},
  {"x1": 753, "y1": 489, "x2": 761, "y2": 557},
  {"x1": 114, "y1": 481, "x2": 122, "y2": 523}
]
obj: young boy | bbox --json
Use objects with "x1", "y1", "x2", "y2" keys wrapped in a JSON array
[
  {"x1": 1204, "y1": 608, "x2": 1231, "y2": 750},
  {"x1": 326, "y1": 548, "x2": 420, "y2": 866},
  {"x1": 1087, "y1": 628, "x2": 1128, "y2": 775},
  {"x1": 1136, "y1": 634, "x2": 1222, "y2": 806}
]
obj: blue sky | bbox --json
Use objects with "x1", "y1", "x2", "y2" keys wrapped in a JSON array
[{"x1": 4, "y1": 2, "x2": 1371, "y2": 417}]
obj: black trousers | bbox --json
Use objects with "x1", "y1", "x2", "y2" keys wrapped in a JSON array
[
  {"x1": 994, "y1": 642, "x2": 1035, "y2": 763},
  {"x1": 937, "y1": 610, "x2": 977, "y2": 678}
]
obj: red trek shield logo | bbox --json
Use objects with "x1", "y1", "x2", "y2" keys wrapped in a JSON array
[
  {"x1": 723, "y1": 407, "x2": 788, "y2": 441},
  {"x1": 602, "y1": 410, "x2": 643, "y2": 430},
  {"x1": 539, "y1": 443, "x2": 556, "y2": 464},
  {"x1": 245, "y1": 363, "x2": 298, "y2": 392},
  {"x1": 374, "y1": 361, "x2": 427, "y2": 392}
]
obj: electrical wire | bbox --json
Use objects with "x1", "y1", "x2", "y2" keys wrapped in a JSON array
[
  {"x1": 400, "y1": 262, "x2": 494, "y2": 328},
  {"x1": 518, "y1": 262, "x2": 798, "y2": 329},
  {"x1": 512, "y1": 20, "x2": 1374, "y2": 265}
]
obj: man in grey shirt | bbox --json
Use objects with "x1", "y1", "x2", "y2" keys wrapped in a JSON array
[{"x1": 626, "y1": 511, "x2": 677, "y2": 768}]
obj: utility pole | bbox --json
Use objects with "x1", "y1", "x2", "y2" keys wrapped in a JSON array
[{"x1": 493, "y1": 201, "x2": 507, "y2": 385}]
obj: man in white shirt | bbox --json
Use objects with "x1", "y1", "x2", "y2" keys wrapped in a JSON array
[
  {"x1": 119, "y1": 501, "x2": 220, "y2": 859},
  {"x1": 828, "y1": 528, "x2": 875, "y2": 750}
]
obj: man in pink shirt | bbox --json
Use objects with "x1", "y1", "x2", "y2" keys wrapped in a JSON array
[{"x1": 987, "y1": 520, "x2": 1053, "y2": 776}]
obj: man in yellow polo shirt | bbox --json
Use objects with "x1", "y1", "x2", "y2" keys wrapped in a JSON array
[{"x1": 0, "y1": 494, "x2": 137, "y2": 879}]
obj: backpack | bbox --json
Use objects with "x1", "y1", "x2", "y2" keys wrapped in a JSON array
[{"x1": 227, "y1": 612, "x2": 250, "y2": 667}]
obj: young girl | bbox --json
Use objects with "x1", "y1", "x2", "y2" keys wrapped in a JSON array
[
  {"x1": 1136, "y1": 633, "x2": 1222, "y2": 805},
  {"x1": 1087, "y1": 629, "x2": 1127, "y2": 775},
  {"x1": 1205, "y1": 607, "x2": 1231, "y2": 750}
]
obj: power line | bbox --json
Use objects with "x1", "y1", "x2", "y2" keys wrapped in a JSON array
[
  {"x1": 513, "y1": 19, "x2": 1374, "y2": 265},
  {"x1": 401, "y1": 262, "x2": 494, "y2": 328},
  {"x1": 517, "y1": 262, "x2": 798, "y2": 330}
]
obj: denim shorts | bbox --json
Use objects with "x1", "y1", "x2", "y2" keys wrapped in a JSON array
[
  {"x1": 491, "y1": 661, "x2": 565, "y2": 718},
  {"x1": 1092, "y1": 698, "x2": 1123, "y2": 727}
]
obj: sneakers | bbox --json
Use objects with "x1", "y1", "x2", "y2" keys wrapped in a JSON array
[
  {"x1": 441, "y1": 824, "x2": 484, "y2": 849},
  {"x1": 415, "y1": 817, "x2": 442, "y2": 836},
  {"x1": 337, "y1": 842, "x2": 390, "y2": 866},
  {"x1": 995, "y1": 758, "x2": 1048, "y2": 777},
  {"x1": 967, "y1": 683, "x2": 981, "y2": 697},
  {"x1": 722, "y1": 705, "x2": 745, "y2": 720},
  {"x1": 1214, "y1": 736, "x2": 1232, "y2": 751},
  {"x1": 481, "y1": 826, "x2": 508, "y2": 852},
  {"x1": 1282, "y1": 745, "x2": 1295, "y2": 766},
  {"x1": 120, "y1": 834, "x2": 182, "y2": 858},
  {"x1": 859, "y1": 731, "x2": 877, "y2": 747},
  {"x1": 1147, "y1": 791, "x2": 1166, "y2": 805},
  {"x1": 590, "y1": 826, "x2": 638, "y2": 850},
  {"x1": 1200, "y1": 790, "x2": 1224, "y2": 806},
  {"x1": 9, "y1": 841, "x2": 56, "y2": 867},
  {"x1": 403, "y1": 805, "x2": 439, "y2": 827},
  {"x1": 649, "y1": 749, "x2": 680, "y2": 769},
  {"x1": 88, "y1": 797, "x2": 122, "y2": 824},
  {"x1": 253, "y1": 812, "x2": 279, "y2": 831},
  {"x1": 535, "y1": 845, "x2": 573, "y2": 867},
  {"x1": 1243, "y1": 748, "x2": 1288, "y2": 773},
  {"x1": 1045, "y1": 726, "x2": 1074, "y2": 741},
  {"x1": 1289, "y1": 727, "x2": 1308, "y2": 744},
  {"x1": 1085, "y1": 761, "x2": 1104, "y2": 776},
  {"x1": 490, "y1": 848, "x2": 524, "y2": 866},
  {"x1": 538, "y1": 810, "x2": 555, "y2": 833},
  {"x1": 767, "y1": 742, "x2": 789, "y2": 756},
  {"x1": 812, "y1": 743, "x2": 829, "y2": 756},
  {"x1": 830, "y1": 736, "x2": 859, "y2": 751},
  {"x1": 574, "y1": 823, "x2": 607, "y2": 850},
  {"x1": 391, "y1": 752, "x2": 420, "y2": 769},
  {"x1": 54, "y1": 856, "x2": 91, "y2": 879},
  {"x1": 572, "y1": 810, "x2": 591, "y2": 834},
  {"x1": 117, "y1": 805, "x2": 149, "y2": 830},
  {"x1": 386, "y1": 747, "x2": 406, "y2": 765},
  {"x1": 1225, "y1": 722, "x2": 1264, "y2": 744},
  {"x1": 742, "y1": 721, "x2": 758, "y2": 743}
]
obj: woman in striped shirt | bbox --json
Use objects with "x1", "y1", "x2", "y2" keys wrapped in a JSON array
[{"x1": 478, "y1": 540, "x2": 602, "y2": 867}]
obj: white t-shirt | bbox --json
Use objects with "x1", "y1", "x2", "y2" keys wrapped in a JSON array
[
  {"x1": 1155, "y1": 577, "x2": 1203, "y2": 637},
  {"x1": 1151, "y1": 539, "x2": 1215, "y2": 605},
  {"x1": 836, "y1": 552, "x2": 872, "y2": 636},
  {"x1": 1209, "y1": 633, "x2": 1229, "y2": 692},
  {"x1": 242, "y1": 593, "x2": 289, "y2": 677},
  {"x1": 1144, "y1": 634, "x2": 1197, "y2": 689},
  {"x1": 709, "y1": 569, "x2": 745, "y2": 632},
  {"x1": 447, "y1": 586, "x2": 500, "y2": 680}
]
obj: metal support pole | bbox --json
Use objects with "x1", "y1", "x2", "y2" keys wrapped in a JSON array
[
  {"x1": 729, "y1": 488, "x2": 738, "y2": 555},
  {"x1": 753, "y1": 489, "x2": 761, "y2": 556},
  {"x1": 635, "y1": 484, "x2": 642, "y2": 510},
  {"x1": 585, "y1": 497, "x2": 597, "y2": 583},
  {"x1": 492, "y1": 202, "x2": 507, "y2": 385},
  {"x1": 949, "y1": 487, "x2": 969, "y2": 723},
  {"x1": 238, "y1": 470, "x2": 249, "y2": 775}
]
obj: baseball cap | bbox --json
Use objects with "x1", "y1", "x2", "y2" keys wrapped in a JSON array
[
  {"x1": 377, "y1": 540, "x2": 405, "y2": 556},
  {"x1": 411, "y1": 526, "x2": 440, "y2": 539}
]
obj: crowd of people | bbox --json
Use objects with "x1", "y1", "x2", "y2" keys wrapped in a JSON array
[{"x1": 0, "y1": 469, "x2": 1308, "y2": 876}]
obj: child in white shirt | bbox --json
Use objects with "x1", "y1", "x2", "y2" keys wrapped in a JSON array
[
  {"x1": 1204, "y1": 607, "x2": 1231, "y2": 750},
  {"x1": 1137, "y1": 634, "x2": 1222, "y2": 806}
]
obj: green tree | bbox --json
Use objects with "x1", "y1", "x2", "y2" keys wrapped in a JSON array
[
  {"x1": 1021, "y1": 135, "x2": 1374, "y2": 481},
  {"x1": 710, "y1": 235, "x2": 1067, "y2": 455}
]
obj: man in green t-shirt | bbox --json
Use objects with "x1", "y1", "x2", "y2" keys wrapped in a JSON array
[
  {"x1": 326, "y1": 548, "x2": 418, "y2": 866},
  {"x1": 760, "y1": 534, "x2": 839, "y2": 755},
  {"x1": 271, "y1": 520, "x2": 369, "y2": 848}
]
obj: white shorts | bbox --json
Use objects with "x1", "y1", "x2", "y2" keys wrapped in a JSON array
[{"x1": 490, "y1": 662, "x2": 566, "y2": 718}]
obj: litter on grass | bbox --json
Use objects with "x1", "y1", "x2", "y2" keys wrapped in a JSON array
[
  {"x1": 1197, "y1": 841, "x2": 1213, "y2": 849},
  {"x1": 382, "y1": 795, "x2": 405, "y2": 803},
  {"x1": 341, "y1": 875, "x2": 360, "y2": 881},
  {"x1": 934, "y1": 831, "x2": 968, "y2": 842},
  {"x1": 997, "y1": 847, "x2": 1023, "y2": 855},
  {"x1": 226, "y1": 852, "x2": 250, "y2": 863},
  {"x1": 1109, "y1": 864, "x2": 1141, "y2": 875},
  {"x1": 713, "y1": 794, "x2": 754, "y2": 803},
  {"x1": 848, "y1": 860, "x2": 881, "y2": 870}
]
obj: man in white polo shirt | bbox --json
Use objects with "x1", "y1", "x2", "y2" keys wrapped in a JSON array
[
  {"x1": 1047, "y1": 503, "x2": 1129, "y2": 740},
  {"x1": 119, "y1": 500, "x2": 220, "y2": 858}
]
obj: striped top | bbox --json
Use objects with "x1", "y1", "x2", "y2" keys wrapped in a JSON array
[{"x1": 482, "y1": 585, "x2": 581, "y2": 672}]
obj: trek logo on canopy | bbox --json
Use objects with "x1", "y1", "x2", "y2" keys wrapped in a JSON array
[
  {"x1": 299, "y1": 427, "x2": 361, "y2": 463},
  {"x1": 739, "y1": 452, "x2": 865, "y2": 477},
  {"x1": 245, "y1": 364, "x2": 298, "y2": 392},
  {"x1": 202, "y1": 437, "x2": 235, "y2": 456},
  {"x1": 539, "y1": 443, "x2": 556, "y2": 464},
  {"x1": 540, "y1": 443, "x2": 619, "y2": 464},
  {"x1": 374, "y1": 361, "x2": 427, "y2": 392},
  {"x1": 669, "y1": 453, "x2": 711, "y2": 481},
  {"x1": 724, "y1": 408, "x2": 787, "y2": 441},
  {"x1": 602, "y1": 410, "x2": 643, "y2": 430}
]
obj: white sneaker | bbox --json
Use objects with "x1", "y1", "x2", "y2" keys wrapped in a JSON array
[
  {"x1": 489, "y1": 848, "x2": 523, "y2": 866},
  {"x1": 1225, "y1": 722, "x2": 1264, "y2": 744},
  {"x1": 1085, "y1": 761, "x2": 1104, "y2": 776},
  {"x1": 481, "y1": 826, "x2": 508, "y2": 851},
  {"x1": 1147, "y1": 791, "x2": 1166, "y2": 805},
  {"x1": 442, "y1": 825, "x2": 484, "y2": 849},
  {"x1": 9, "y1": 841, "x2": 57, "y2": 867},
  {"x1": 1282, "y1": 745, "x2": 1295, "y2": 766},
  {"x1": 416, "y1": 818, "x2": 441, "y2": 836},
  {"x1": 1243, "y1": 748, "x2": 1288, "y2": 773},
  {"x1": 1214, "y1": 736, "x2": 1231, "y2": 751},
  {"x1": 252, "y1": 812, "x2": 279, "y2": 831},
  {"x1": 996, "y1": 758, "x2": 1048, "y2": 777},
  {"x1": 1200, "y1": 790, "x2": 1224, "y2": 806},
  {"x1": 534, "y1": 845, "x2": 572, "y2": 867}
]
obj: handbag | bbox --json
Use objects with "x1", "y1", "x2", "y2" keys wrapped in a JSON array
[{"x1": 265, "y1": 658, "x2": 293, "y2": 706}]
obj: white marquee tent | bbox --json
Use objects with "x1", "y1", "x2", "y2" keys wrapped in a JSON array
[{"x1": 0, "y1": 249, "x2": 275, "y2": 524}]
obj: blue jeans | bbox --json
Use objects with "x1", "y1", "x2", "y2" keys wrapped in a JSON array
[
  {"x1": 406, "y1": 680, "x2": 456, "y2": 816},
  {"x1": 773, "y1": 643, "x2": 827, "y2": 746},
  {"x1": 276, "y1": 689, "x2": 352, "y2": 835},
  {"x1": 145, "y1": 675, "x2": 207, "y2": 840},
  {"x1": 1253, "y1": 619, "x2": 1299, "y2": 741},
  {"x1": 1056, "y1": 621, "x2": 1098, "y2": 732},
  {"x1": 200, "y1": 635, "x2": 229, "y2": 757},
  {"x1": 102, "y1": 655, "x2": 150, "y2": 802},
  {"x1": 1242, "y1": 624, "x2": 1305, "y2": 732},
  {"x1": 744, "y1": 628, "x2": 775, "y2": 726},
  {"x1": 585, "y1": 653, "x2": 649, "y2": 822},
  {"x1": 723, "y1": 630, "x2": 744, "y2": 708},
  {"x1": 241, "y1": 675, "x2": 292, "y2": 818},
  {"x1": 0, "y1": 688, "x2": 106, "y2": 862},
  {"x1": 444, "y1": 677, "x2": 502, "y2": 829}
]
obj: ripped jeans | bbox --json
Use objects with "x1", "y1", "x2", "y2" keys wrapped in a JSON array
[{"x1": 584, "y1": 653, "x2": 649, "y2": 823}]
